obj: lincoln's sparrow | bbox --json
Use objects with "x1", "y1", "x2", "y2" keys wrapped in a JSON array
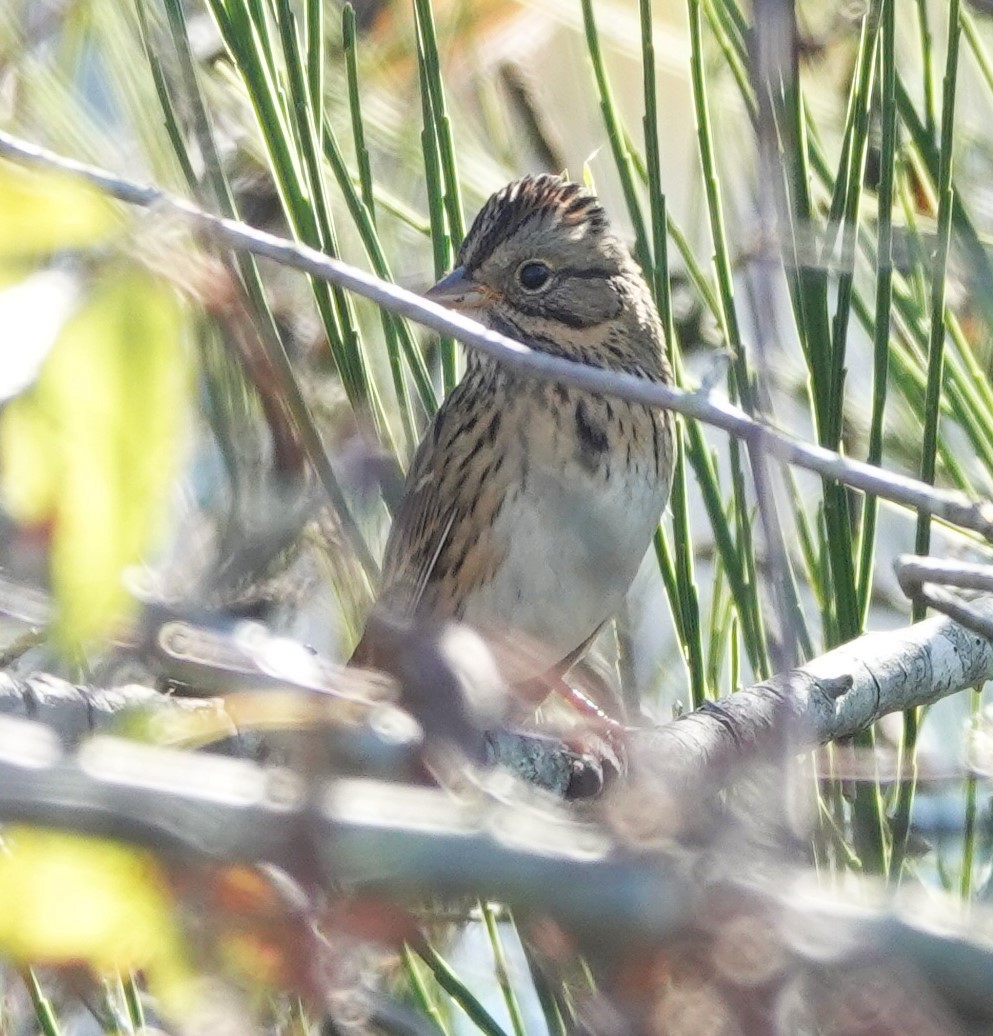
[{"x1": 354, "y1": 174, "x2": 674, "y2": 710}]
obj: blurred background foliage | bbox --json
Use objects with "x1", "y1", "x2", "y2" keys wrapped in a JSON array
[{"x1": 4, "y1": 0, "x2": 993, "y2": 1031}]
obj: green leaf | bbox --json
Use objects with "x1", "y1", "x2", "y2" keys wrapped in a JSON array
[
  {"x1": 0, "y1": 266, "x2": 190, "y2": 647},
  {"x1": 0, "y1": 163, "x2": 121, "y2": 259}
]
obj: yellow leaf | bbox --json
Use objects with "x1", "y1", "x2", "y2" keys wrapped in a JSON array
[
  {"x1": 0, "y1": 163, "x2": 121, "y2": 259},
  {"x1": 0, "y1": 398, "x2": 59, "y2": 522},
  {"x1": 0, "y1": 266, "x2": 191, "y2": 646},
  {"x1": 0, "y1": 827, "x2": 195, "y2": 1010}
]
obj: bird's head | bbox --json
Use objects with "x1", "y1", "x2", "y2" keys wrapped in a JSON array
[{"x1": 425, "y1": 175, "x2": 665, "y2": 373}]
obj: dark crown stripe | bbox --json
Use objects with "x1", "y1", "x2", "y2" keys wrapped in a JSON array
[{"x1": 458, "y1": 174, "x2": 607, "y2": 270}]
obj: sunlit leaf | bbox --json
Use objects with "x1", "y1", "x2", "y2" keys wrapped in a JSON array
[
  {"x1": 0, "y1": 266, "x2": 191, "y2": 646},
  {"x1": 0, "y1": 163, "x2": 121, "y2": 259},
  {"x1": 0, "y1": 827, "x2": 195, "y2": 1011}
]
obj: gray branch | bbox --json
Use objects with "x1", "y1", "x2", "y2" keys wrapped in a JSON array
[
  {"x1": 4, "y1": 597, "x2": 992, "y2": 800},
  {"x1": 2, "y1": 130, "x2": 992, "y2": 540},
  {"x1": 629, "y1": 595, "x2": 993, "y2": 799}
]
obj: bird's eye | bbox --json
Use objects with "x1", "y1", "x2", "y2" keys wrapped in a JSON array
[{"x1": 517, "y1": 260, "x2": 551, "y2": 291}]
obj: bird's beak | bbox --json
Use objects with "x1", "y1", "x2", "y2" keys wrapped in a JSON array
[{"x1": 424, "y1": 266, "x2": 491, "y2": 311}]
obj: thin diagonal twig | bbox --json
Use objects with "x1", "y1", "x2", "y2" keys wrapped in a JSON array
[{"x1": 2, "y1": 130, "x2": 993, "y2": 542}]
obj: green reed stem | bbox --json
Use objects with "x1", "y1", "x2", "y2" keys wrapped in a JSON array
[
  {"x1": 579, "y1": 0, "x2": 652, "y2": 273},
  {"x1": 631, "y1": 142, "x2": 766, "y2": 676},
  {"x1": 276, "y1": 0, "x2": 382, "y2": 434},
  {"x1": 686, "y1": 0, "x2": 745, "y2": 398},
  {"x1": 639, "y1": 0, "x2": 705, "y2": 703},
  {"x1": 340, "y1": 9, "x2": 415, "y2": 451},
  {"x1": 481, "y1": 904, "x2": 527, "y2": 1036},
  {"x1": 319, "y1": 108, "x2": 437, "y2": 423},
  {"x1": 412, "y1": 0, "x2": 461, "y2": 392},
  {"x1": 171, "y1": 0, "x2": 380, "y2": 580},
  {"x1": 961, "y1": 690, "x2": 982, "y2": 902},
  {"x1": 827, "y1": 1, "x2": 880, "y2": 447},
  {"x1": 962, "y1": 8, "x2": 993, "y2": 99},
  {"x1": 122, "y1": 972, "x2": 144, "y2": 1031},
  {"x1": 418, "y1": 944, "x2": 511, "y2": 1036},
  {"x1": 686, "y1": 0, "x2": 766, "y2": 676},
  {"x1": 402, "y1": 945, "x2": 451, "y2": 1036},
  {"x1": 914, "y1": 3, "x2": 961, "y2": 576},
  {"x1": 305, "y1": 0, "x2": 323, "y2": 112},
  {"x1": 518, "y1": 939, "x2": 567, "y2": 1036},
  {"x1": 893, "y1": 0, "x2": 962, "y2": 883},
  {"x1": 915, "y1": 0, "x2": 938, "y2": 141},
  {"x1": 702, "y1": 0, "x2": 756, "y2": 124},
  {"x1": 22, "y1": 970, "x2": 61, "y2": 1036},
  {"x1": 856, "y1": 0, "x2": 897, "y2": 624},
  {"x1": 131, "y1": 0, "x2": 197, "y2": 190}
]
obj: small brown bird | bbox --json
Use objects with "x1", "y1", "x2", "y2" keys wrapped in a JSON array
[{"x1": 354, "y1": 174, "x2": 674, "y2": 713}]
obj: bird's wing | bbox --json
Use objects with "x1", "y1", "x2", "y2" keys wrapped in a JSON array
[{"x1": 378, "y1": 407, "x2": 460, "y2": 617}]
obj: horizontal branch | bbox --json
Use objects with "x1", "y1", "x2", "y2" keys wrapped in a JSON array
[
  {"x1": 1, "y1": 708, "x2": 993, "y2": 1028},
  {"x1": 2, "y1": 130, "x2": 992, "y2": 540},
  {"x1": 629, "y1": 594, "x2": 993, "y2": 798},
  {"x1": 4, "y1": 597, "x2": 992, "y2": 802}
]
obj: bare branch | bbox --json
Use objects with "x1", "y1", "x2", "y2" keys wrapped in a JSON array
[
  {"x1": 4, "y1": 597, "x2": 992, "y2": 801},
  {"x1": 629, "y1": 595, "x2": 993, "y2": 799},
  {"x1": 2, "y1": 130, "x2": 992, "y2": 539},
  {"x1": 3, "y1": 706, "x2": 993, "y2": 1034},
  {"x1": 895, "y1": 555, "x2": 993, "y2": 639}
]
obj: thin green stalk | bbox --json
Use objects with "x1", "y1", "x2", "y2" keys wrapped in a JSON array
[
  {"x1": 894, "y1": 0, "x2": 962, "y2": 883},
  {"x1": 705, "y1": 560, "x2": 732, "y2": 697},
  {"x1": 714, "y1": 0, "x2": 749, "y2": 54},
  {"x1": 579, "y1": 0, "x2": 652, "y2": 272},
  {"x1": 518, "y1": 939, "x2": 567, "y2": 1036},
  {"x1": 170, "y1": 0, "x2": 380, "y2": 580},
  {"x1": 22, "y1": 970, "x2": 61, "y2": 1036},
  {"x1": 122, "y1": 973, "x2": 144, "y2": 1031},
  {"x1": 639, "y1": 0, "x2": 668, "y2": 321},
  {"x1": 418, "y1": 944, "x2": 511, "y2": 1036},
  {"x1": 837, "y1": 144, "x2": 993, "y2": 491},
  {"x1": 896, "y1": 76, "x2": 993, "y2": 338},
  {"x1": 702, "y1": 0, "x2": 757, "y2": 125},
  {"x1": 653, "y1": 526, "x2": 679, "y2": 632},
  {"x1": 213, "y1": 0, "x2": 358, "y2": 398},
  {"x1": 275, "y1": 0, "x2": 391, "y2": 450},
  {"x1": 709, "y1": 0, "x2": 860, "y2": 658},
  {"x1": 915, "y1": 0, "x2": 938, "y2": 141},
  {"x1": 685, "y1": 0, "x2": 766, "y2": 675},
  {"x1": 960, "y1": 689, "x2": 982, "y2": 902},
  {"x1": 913, "y1": 3, "x2": 962, "y2": 580},
  {"x1": 827, "y1": 1, "x2": 881, "y2": 448},
  {"x1": 412, "y1": 0, "x2": 461, "y2": 392},
  {"x1": 639, "y1": 0, "x2": 704, "y2": 704},
  {"x1": 343, "y1": 5, "x2": 374, "y2": 216},
  {"x1": 856, "y1": 0, "x2": 898, "y2": 623},
  {"x1": 304, "y1": 0, "x2": 322, "y2": 119},
  {"x1": 685, "y1": 423, "x2": 768, "y2": 677},
  {"x1": 131, "y1": 1, "x2": 197, "y2": 190},
  {"x1": 729, "y1": 611, "x2": 740, "y2": 691},
  {"x1": 410, "y1": 0, "x2": 464, "y2": 246},
  {"x1": 321, "y1": 109, "x2": 436, "y2": 420},
  {"x1": 481, "y1": 904, "x2": 527, "y2": 1036},
  {"x1": 402, "y1": 946, "x2": 451, "y2": 1036},
  {"x1": 686, "y1": 0, "x2": 746, "y2": 397},
  {"x1": 783, "y1": 12, "x2": 860, "y2": 648}
]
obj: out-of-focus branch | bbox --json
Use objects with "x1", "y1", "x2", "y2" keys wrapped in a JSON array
[
  {"x1": 3, "y1": 596, "x2": 992, "y2": 801},
  {"x1": 2, "y1": 709, "x2": 993, "y2": 1033},
  {"x1": 2, "y1": 130, "x2": 992, "y2": 540}
]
